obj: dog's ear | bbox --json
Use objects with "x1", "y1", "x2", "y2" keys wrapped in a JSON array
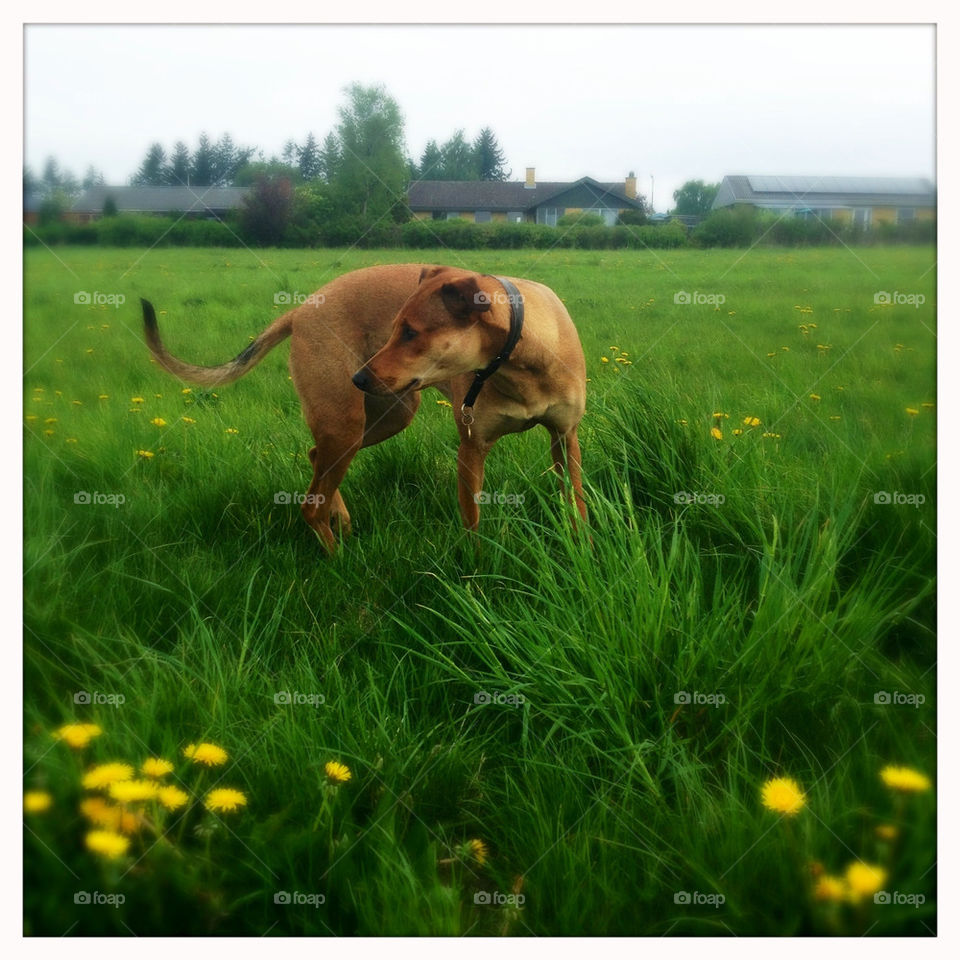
[
  {"x1": 419, "y1": 265, "x2": 449, "y2": 284},
  {"x1": 440, "y1": 276, "x2": 491, "y2": 320}
]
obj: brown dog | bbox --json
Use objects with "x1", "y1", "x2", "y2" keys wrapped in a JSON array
[{"x1": 142, "y1": 264, "x2": 586, "y2": 551}]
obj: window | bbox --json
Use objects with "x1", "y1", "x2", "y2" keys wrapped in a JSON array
[
  {"x1": 446, "y1": 211, "x2": 463, "y2": 220},
  {"x1": 507, "y1": 211, "x2": 523, "y2": 223},
  {"x1": 536, "y1": 206, "x2": 565, "y2": 226},
  {"x1": 852, "y1": 208, "x2": 872, "y2": 227},
  {"x1": 897, "y1": 208, "x2": 916, "y2": 223},
  {"x1": 432, "y1": 211, "x2": 445, "y2": 220},
  {"x1": 582, "y1": 207, "x2": 618, "y2": 226},
  {"x1": 474, "y1": 210, "x2": 492, "y2": 223}
]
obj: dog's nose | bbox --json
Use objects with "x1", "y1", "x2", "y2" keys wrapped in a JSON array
[{"x1": 352, "y1": 368, "x2": 371, "y2": 392}]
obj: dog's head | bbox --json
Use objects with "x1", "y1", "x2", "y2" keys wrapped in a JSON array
[{"x1": 352, "y1": 266, "x2": 500, "y2": 396}]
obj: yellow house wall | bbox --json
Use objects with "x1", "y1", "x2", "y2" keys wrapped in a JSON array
[{"x1": 872, "y1": 207, "x2": 898, "y2": 224}]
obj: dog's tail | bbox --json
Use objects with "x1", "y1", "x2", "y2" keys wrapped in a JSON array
[{"x1": 142, "y1": 299, "x2": 294, "y2": 387}]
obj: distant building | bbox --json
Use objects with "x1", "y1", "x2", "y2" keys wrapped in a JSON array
[
  {"x1": 67, "y1": 185, "x2": 251, "y2": 223},
  {"x1": 712, "y1": 175, "x2": 935, "y2": 226},
  {"x1": 408, "y1": 168, "x2": 646, "y2": 226}
]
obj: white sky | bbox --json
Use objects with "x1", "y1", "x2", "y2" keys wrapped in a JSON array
[{"x1": 24, "y1": 23, "x2": 935, "y2": 211}]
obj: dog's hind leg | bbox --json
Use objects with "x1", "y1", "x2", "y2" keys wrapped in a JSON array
[{"x1": 302, "y1": 433, "x2": 362, "y2": 552}]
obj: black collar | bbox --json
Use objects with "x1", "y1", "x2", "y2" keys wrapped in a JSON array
[{"x1": 460, "y1": 275, "x2": 524, "y2": 426}]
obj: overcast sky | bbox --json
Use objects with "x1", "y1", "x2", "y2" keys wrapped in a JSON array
[{"x1": 24, "y1": 23, "x2": 935, "y2": 211}]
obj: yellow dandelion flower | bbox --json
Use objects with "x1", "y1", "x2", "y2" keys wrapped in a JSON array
[
  {"x1": 136, "y1": 449, "x2": 155, "y2": 459},
  {"x1": 85, "y1": 829, "x2": 130, "y2": 860},
  {"x1": 204, "y1": 788, "x2": 247, "y2": 813},
  {"x1": 876, "y1": 824, "x2": 899, "y2": 841},
  {"x1": 761, "y1": 777, "x2": 806, "y2": 815},
  {"x1": 25, "y1": 415, "x2": 38, "y2": 421},
  {"x1": 743, "y1": 416, "x2": 761, "y2": 427},
  {"x1": 157, "y1": 785, "x2": 190, "y2": 811},
  {"x1": 814, "y1": 875, "x2": 847, "y2": 902},
  {"x1": 829, "y1": 415, "x2": 841, "y2": 421},
  {"x1": 844, "y1": 862, "x2": 887, "y2": 900},
  {"x1": 733, "y1": 428, "x2": 743, "y2": 436},
  {"x1": 44, "y1": 417, "x2": 58, "y2": 424},
  {"x1": 762, "y1": 432, "x2": 782, "y2": 439},
  {"x1": 183, "y1": 742, "x2": 228, "y2": 766},
  {"x1": 436, "y1": 399, "x2": 452, "y2": 408},
  {"x1": 131, "y1": 397, "x2": 144, "y2": 404},
  {"x1": 325, "y1": 761, "x2": 352, "y2": 785},
  {"x1": 809, "y1": 394, "x2": 821, "y2": 402},
  {"x1": 225, "y1": 428, "x2": 239, "y2": 434},
  {"x1": 921, "y1": 401, "x2": 934, "y2": 409},
  {"x1": 141, "y1": 758, "x2": 174, "y2": 778},
  {"x1": 601, "y1": 357, "x2": 609, "y2": 364},
  {"x1": 80, "y1": 796, "x2": 120, "y2": 828},
  {"x1": 98, "y1": 394, "x2": 109, "y2": 400},
  {"x1": 677, "y1": 419, "x2": 688, "y2": 426},
  {"x1": 181, "y1": 416, "x2": 196, "y2": 424},
  {"x1": 24, "y1": 791, "x2": 53, "y2": 813},
  {"x1": 712, "y1": 412, "x2": 729, "y2": 419},
  {"x1": 53, "y1": 723, "x2": 103, "y2": 749},
  {"x1": 609, "y1": 346, "x2": 619, "y2": 352},
  {"x1": 72, "y1": 399, "x2": 83, "y2": 405},
  {"x1": 767, "y1": 352, "x2": 777, "y2": 358},
  {"x1": 66, "y1": 438, "x2": 77, "y2": 444},
  {"x1": 710, "y1": 426, "x2": 723, "y2": 440},
  {"x1": 467, "y1": 838, "x2": 488, "y2": 865},
  {"x1": 43, "y1": 429, "x2": 55, "y2": 436},
  {"x1": 154, "y1": 393, "x2": 163, "y2": 399},
  {"x1": 150, "y1": 417, "x2": 167, "y2": 427},
  {"x1": 781, "y1": 346, "x2": 790, "y2": 351},
  {"x1": 880, "y1": 766, "x2": 931, "y2": 793},
  {"x1": 108, "y1": 779, "x2": 158, "y2": 804},
  {"x1": 905, "y1": 407, "x2": 919, "y2": 416},
  {"x1": 82, "y1": 763, "x2": 134, "y2": 790},
  {"x1": 182, "y1": 388, "x2": 192, "y2": 395}
]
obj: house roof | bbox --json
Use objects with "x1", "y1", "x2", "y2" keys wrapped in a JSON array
[
  {"x1": 713, "y1": 175, "x2": 936, "y2": 210},
  {"x1": 72, "y1": 185, "x2": 250, "y2": 214},
  {"x1": 408, "y1": 176, "x2": 645, "y2": 212}
]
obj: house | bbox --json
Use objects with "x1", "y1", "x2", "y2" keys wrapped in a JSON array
[
  {"x1": 711, "y1": 175, "x2": 935, "y2": 226},
  {"x1": 408, "y1": 168, "x2": 646, "y2": 226},
  {"x1": 67, "y1": 185, "x2": 251, "y2": 223}
]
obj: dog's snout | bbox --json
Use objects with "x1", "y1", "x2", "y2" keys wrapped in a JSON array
[{"x1": 352, "y1": 368, "x2": 372, "y2": 392}]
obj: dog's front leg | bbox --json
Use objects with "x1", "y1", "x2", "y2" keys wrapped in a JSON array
[{"x1": 456, "y1": 438, "x2": 490, "y2": 531}]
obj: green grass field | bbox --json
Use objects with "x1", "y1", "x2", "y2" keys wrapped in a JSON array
[{"x1": 24, "y1": 244, "x2": 936, "y2": 936}]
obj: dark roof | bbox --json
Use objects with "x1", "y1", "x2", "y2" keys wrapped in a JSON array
[
  {"x1": 408, "y1": 176, "x2": 644, "y2": 211},
  {"x1": 72, "y1": 185, "x2": 250, "y2": 214},
  {"x1": 713, "y1": 175, "x2": 935, "y2": 210}
]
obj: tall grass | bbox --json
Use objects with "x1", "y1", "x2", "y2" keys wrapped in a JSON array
[{"x1": 24, "y1": 246, "x2": 935, "y2": 935}]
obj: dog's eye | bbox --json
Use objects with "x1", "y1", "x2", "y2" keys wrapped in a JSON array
[{"x1": 400, "y1": 324, "x2": 418, "y2": 343}]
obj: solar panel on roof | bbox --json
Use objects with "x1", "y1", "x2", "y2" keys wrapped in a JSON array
[{"x1": 747, "y1": 175, "x2": 931, "y2": 195}]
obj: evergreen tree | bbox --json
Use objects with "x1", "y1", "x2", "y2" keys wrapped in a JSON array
[
  {"x1": 131, "y1": 143, "x2": 167, "y2": 185},
  {"x1": 189, "y1": 133, "x2": 217, "y2": 187},
  {"x1": 439, "y1": 130, "x2": 475, "y2": 180},
  {"x1": 166, "y1": 141, "x2": 191, "y2": 185},
  {"x1": 417, "y1": 140, "x2": 444, "y2": 179},
  {"x1": 318, "y1": 132, "x2": 341, "y2": 183},
  {"x1": 297, "y1": 133, "x2": 322, "y2": 181},
  {"x1": 473, "y1": 127, "x2": 510, "y2": 181}
]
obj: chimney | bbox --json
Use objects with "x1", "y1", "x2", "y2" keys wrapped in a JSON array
[
  {"x1": 525, "y1": 166, "x2": 536, "y2": 189},
  {"x1": 625, "y1": 171, "x2": 638, "y2": 200}
]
